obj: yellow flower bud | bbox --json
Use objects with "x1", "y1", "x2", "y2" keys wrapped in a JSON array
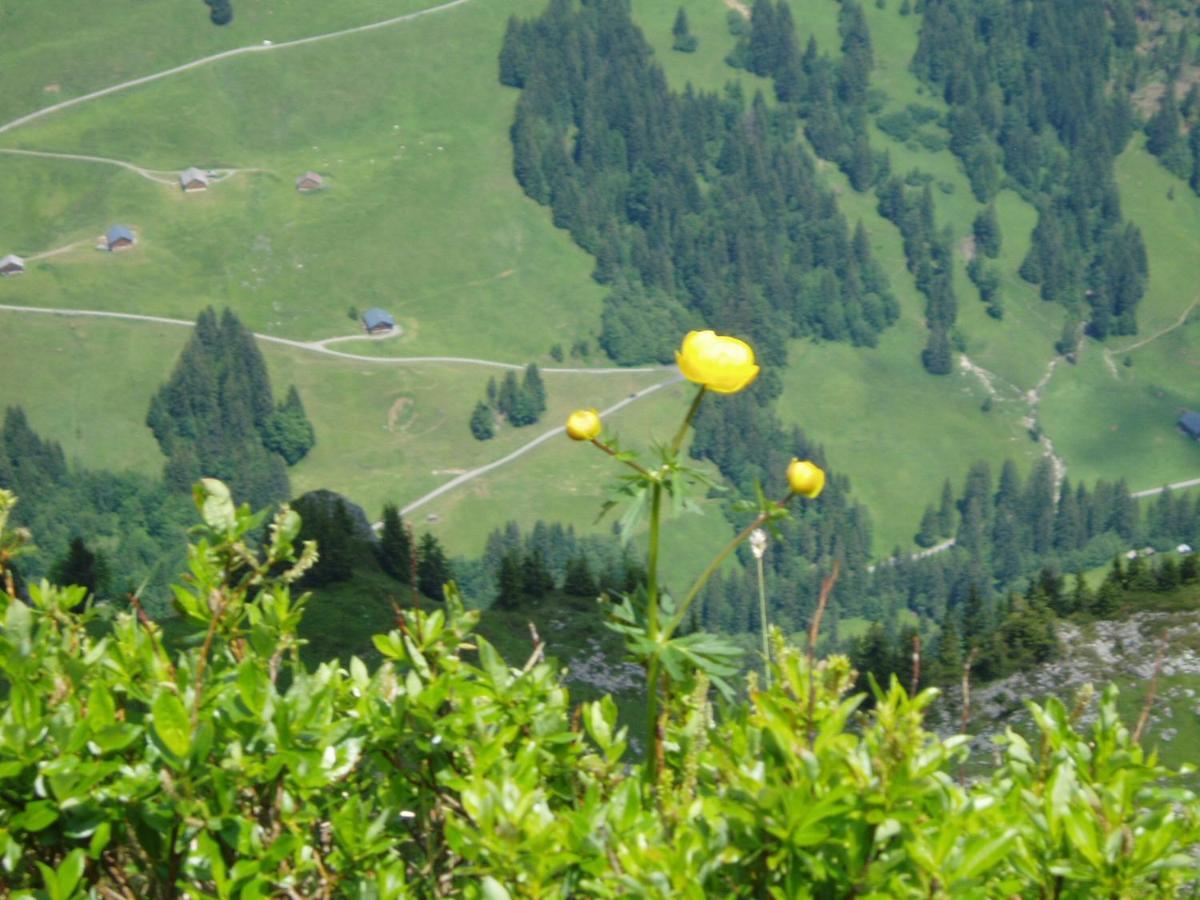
[
  {"x1": 675, "y1": 330, "x2": 760, "y2": 394},
  {"x1": 787, "y1": 459, "x2": 825, "y2": 499},
  {"x1": 565, "y1": 408, "x2": 602, "y2": 441}
]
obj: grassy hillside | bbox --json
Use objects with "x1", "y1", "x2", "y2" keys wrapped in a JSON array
[
  {"x1": 0, "y1": 0, "x2": 605, "y2": 359},
  {"x1": 2, "y1": 0, "x2": 1197, "y2": 569}
]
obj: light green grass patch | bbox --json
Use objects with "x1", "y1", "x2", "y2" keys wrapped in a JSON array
[
  {"x1": 631, "y1": 0, "x2": 771, "y2": 96},
  {"x1": 1040, "y1": 339, "x2": 1200, "y2": 491},
  {"x1": 0, "y1": 315, "x2": 185, "y2": 472},
  {"x1": 0, "y1": 0, "x2": 445, "y2": 125},
  {"x1": 409, "y1": 378, "x2": 736, "y2": 590},
  {"x1": 1114, "y1": 138, "x2": 1200, "y2": 337},
  {"x1": 1, "y1": 0, "x2": 606, "y2": 359}
]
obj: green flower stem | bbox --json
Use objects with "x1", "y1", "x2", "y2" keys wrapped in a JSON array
[
  {"x1": 670, "y1": 385, "x2": 707, "y2": 456},
  {"x1": 644, "y1": 477, "x2": 664, "y2": 786},
  {"x1": 756, "y1": 552, "x2": 771, "y2": 689},
  {"x1": 589, "y1": 438, "x2": 652, "y2": 477},
  {"x1": 664, "y1": 496, "x2": 793, "y2": 639},
  {"x1": 646, "y1": 480, "x2": 663, "y2": 638}
]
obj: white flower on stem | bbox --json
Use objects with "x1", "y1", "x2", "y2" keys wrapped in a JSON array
[{"x1": 750, "y1": 528, "x2": 768, "y2": 560}]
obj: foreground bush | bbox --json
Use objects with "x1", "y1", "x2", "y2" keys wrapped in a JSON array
[{"x1": 1, "y1": 482, "x2": 1198, "y2": 898}]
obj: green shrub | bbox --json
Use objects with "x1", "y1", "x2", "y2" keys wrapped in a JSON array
[{"x1": 1, "y1": 482, "x2": 1199, "y2": 895}]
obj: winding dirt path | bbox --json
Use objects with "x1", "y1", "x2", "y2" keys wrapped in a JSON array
[
  {"x1": 1132, "y1": 477, "x2": 1200, "y2": 499},
  {"x1": 1111, "y1": 295, "x2": 1200, "y2": 356},
  {"x1": 0, "y1": 147, "x2": 177, "y2": 183},
  {"x1": 960, "y1": 350, "x2": 1067, "y2": 489},
  {"x1": 0, "y1": 303, "x2": 671, "y2": 375},
  {"x1": 0, "y1": 147, "x2": 268, "y2": 186},
  {"x1": 0, "y1": 302, "x2": 683, "y2": 515},
  {"x1": 0, "y1": 0, "x2": 474, "y2": 138},
  {"x1": 399, "y1": 374, "x2": 685, "y2": 517}
]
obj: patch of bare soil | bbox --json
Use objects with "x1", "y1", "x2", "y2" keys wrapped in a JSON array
[
  {"x1": 723, "y1": 0, "x2": 750, "y2": 19},
  {"x1": 959, "y1": 234, "x2": 976, "y2": 263}
]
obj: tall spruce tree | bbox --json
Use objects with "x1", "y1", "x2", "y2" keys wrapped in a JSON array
[
  {"x1": 378, "y1": 504, "x2": 412, "y2": 583},
  {"x1": 417, "y1": 533, "x2": 451, "y2": 601}
]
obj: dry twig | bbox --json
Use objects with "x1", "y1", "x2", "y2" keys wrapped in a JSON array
[{"x1": 1132, "y1": 629, "x2": 1168, "y2": 745}]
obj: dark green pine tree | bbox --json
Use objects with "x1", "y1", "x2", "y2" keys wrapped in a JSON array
[
  {"x1": 931, "y1": 616, "x2": 962, "y2": 687},
  {"x1": 417, "y1": 532, "x2": 451, "y2": 601},
  {"x1": 293, "y1": 495, "x2": 354, "y2": 586},
  {"x1": 522, "y1": 363, "x2": 547, "y2": 417},
  {"x1": 470, "y1": 401, "x2": 496, "y2": 441},
  {"x1": 563, "y1": 554, "x2": 597, "y2": 597},
  {"x1": 972, "y1": 203, "x2": 1001, "y2": 258},
  {"x1": 507, "y1": 388, "x2": 540, "y2": 428},
  {"x1": 852, "y1": 622, "x2": 894, "y2": 698},
  {"x1": 52, "y1": 536, "x2": 107, "y2": 603},
  {"x1": 521, "y1": 548, "x2": 556, "y2": 597},
  {"x1": 1189, "y1": 127, "x2": 1200, "y2": 196},
  {"x1": 1070, "y1": 572, "x2": 1092, "y2": 615},
  {"x1": 937, "y1": 478, "x2": 956, "y2": 536},
  {"x1": 961, "y1": 583, "x2": 989, "y2": 651},
  {"x1": 1180, "y1": 552, "x2": 1198, "y2": 585},
  {"x1": 495, "y1": 552, "x2": 524, "y2": 610},
  {"x1": 377, "y1": 504, "x2": 412, "y2": 583},
  {"x1": 262, "y1": 386, "x2": 316, "y2": 465},
  {"x1": 915, "y1": 506, "x2": 939, "y2": 548},
  {"x1": 746, "y1": 0, "x2": 779, "y2": 77},
  {"x1": 921, "y1": 327, "x2": 953, "y2": 375},
  {"x1": 499, "y1": 16, "x2": 528, "y2": 87},
  {"x1": 496, "y1": 371, "x2": 520, "y2": 422},
  {"x1": 671, "y1": 7, "x2": 697, "y2": 52},
  {"x1": 1146, "y1": 89, "x2": 1183, "y2": 167}
]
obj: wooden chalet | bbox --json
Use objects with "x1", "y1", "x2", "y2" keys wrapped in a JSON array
[
  {"x1": 296, "y1": 171, "x2": 324, "y2": 192},
  {"x1": 106, "y1": 225, "x2": 136, "y2": 252},
  {"x1": 179, "y1": 167, "x2": 210, "y2": 192},
  {"x1": 0, "y1": 254, "x2": 25, "y2": 277},
  {"x1": 362, "y1": 308, "x2": 396, "y2": 334}
]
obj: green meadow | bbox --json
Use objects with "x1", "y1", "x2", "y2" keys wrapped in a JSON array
[{"x1": 1, "y1": 0, "x2": 1197, "y2": 572}]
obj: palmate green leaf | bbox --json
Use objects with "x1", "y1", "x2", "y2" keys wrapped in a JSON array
[
  {"x1": 659, "y1": 630, "x2": 743, "y2": 698},
  {"x1": 151, "y1": 690, "x2": 192, "y2": 761},
  {"x1": 611, "y1": 480, "x2": 650, "y2": 543}
]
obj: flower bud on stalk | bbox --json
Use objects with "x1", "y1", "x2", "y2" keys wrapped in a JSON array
[
  {"x1": 787, "y1": 459, "x2": 825, "y2": 499},
  {"x1": 565, "y1": 408, "x2": 602, "y2": 441}
]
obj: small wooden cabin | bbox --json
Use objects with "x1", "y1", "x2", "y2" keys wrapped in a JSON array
[
  {"x1": 179, "y1": 167, "x2": 210, "y2": 192},
  {"x1": 296, "y1": 171, "x2": 324, "y2": 192},
  {"x1": 106, "y1": 225, "x2": 136, "y2": 252},
  {"x1": 362, "y1": 308, "x2": 396, "y2": 334},
  {"x1": 0, "y1": 254, "x2": 25, "y2": 277}
]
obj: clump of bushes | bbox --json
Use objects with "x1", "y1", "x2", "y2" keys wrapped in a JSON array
[{"x1": 2, "y1": 479, "x2": 1199, "y2": 895}]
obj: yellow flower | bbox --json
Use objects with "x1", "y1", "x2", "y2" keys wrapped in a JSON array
[
  {"x1": 566, "y1": 408, "x2": 602, "y2": 441},
  {"x1": 675, "y1": 330, "x2": 760, "y2": 394},
  {"x1": 787, "y1": 459, "x2": 825, "y2": 499}
]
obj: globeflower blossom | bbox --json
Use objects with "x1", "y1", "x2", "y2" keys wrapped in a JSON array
[
  {"x1": 786, "y1": 459, "x2": 825, "y2": 499},
  {"x1": 675, "y1": 330, "x2": 759, "y2": 394},
  {"x1": 565, "y1": 408, "x2": 602, "y2": 441}
]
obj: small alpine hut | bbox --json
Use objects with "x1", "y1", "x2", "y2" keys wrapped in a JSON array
[
  {"x1": 0, "y1": 254, "x2": 25, "y2": 277},
  {"x1": 296, "y1": 171, "x2": 324, "y2": 193},
  {"x1": 362, "y1": 308, "x2": 396, "y2": 335},
  {"x1": 106, "y1": 225, "x2": 136, "y2": 252},
  {"x1": 1180, "y1": 411, "x2": 1200, "y2": 441},
  {"x1": 179, "y1": 167, "x2": 210, "y2": 192}
]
